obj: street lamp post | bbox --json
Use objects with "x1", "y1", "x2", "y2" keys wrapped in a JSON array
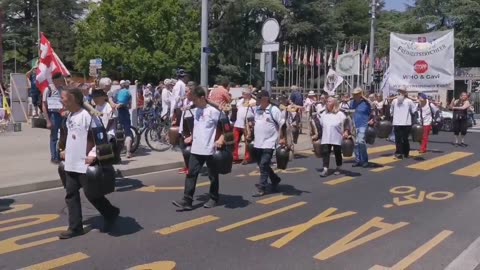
[
  {"x1": 200, "y1": 0, "x2": 209, "y2": 89},
  {"x1": 369, "y1": 0, "x2": 377, "y2": 88},
  {"x1": 13, "y1": 40, "x2": 17, "y2": 73},
  {"x1": 37, "y1": 0, "x2": 41, "y2": 46}
]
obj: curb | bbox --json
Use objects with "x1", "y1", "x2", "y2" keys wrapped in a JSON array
[
  {"x1": 0, "y1": 138, "x2": 313, "y2": 197},
  {"x1": 0, "y1": 161, "x2": 185, "y2": 197}
]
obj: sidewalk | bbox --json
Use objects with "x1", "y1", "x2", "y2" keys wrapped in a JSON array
[{"x1": 0, "y1": 125, "x2": 312, "y2": 196}]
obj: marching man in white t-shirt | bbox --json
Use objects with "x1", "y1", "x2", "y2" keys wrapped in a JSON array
[
  {"x1": 58, "y1": 87, "x2": 119, "y2": 239},
  {"x1": 252, "y1": 90, "x2": 285, "y2": 197},
  {"x1": 172, "y1": 86, "x2": 225, "y2": 210}
]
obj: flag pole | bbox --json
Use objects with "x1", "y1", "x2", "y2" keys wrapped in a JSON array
[{"x1": 37, "y1": 0, "x2": 41, "y2": 48}]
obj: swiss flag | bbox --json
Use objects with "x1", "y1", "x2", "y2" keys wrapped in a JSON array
[{"x1": 36, "y1": 33, "x2": 71, "y2": 94}]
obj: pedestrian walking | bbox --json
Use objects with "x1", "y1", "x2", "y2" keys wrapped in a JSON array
[
  {"x1": 390, "y1": 86, "x2": 416, "y2": 159},
  {"x1": 172, "y1": 86, "x2": 226, "y2": 210},
  {"x1": 417, "y1": 93, "x2": 439, "y2": 153},
  {"x1": 450, "y1": 92, "x2": 471, "y2": 147},
  {"x1": 319, "y1": 97, "x2": 351, "y2": 177},
  {"x1": 59, "y1": 87, "x2": 119, "y2": 239},
  {"x1": 350, "y1": 88, "x2": 373, "y2": 168},
  {"x1": 233, "y1": 88, "x2": 255, "y2": 164},
  {"x1": 252, "y1": 90, "x2": 284, "y2": 197},
  {"x1": 42, "y1": 73, "x2": 65, "y2": 164}
]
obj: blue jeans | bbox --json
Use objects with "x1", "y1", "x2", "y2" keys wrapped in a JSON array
[
  {"x1": 48, "y1": 112, "x2": 63, "y2": 161},
  {"x1": 254, "y1": 148, "x2": 280, "y2": 190},
  {"x1": 354, "y1": 126, "x2": 368, "y2": 165},
  {"x1": 118, "y1": 108, "x2": 133, "y2": 138}
]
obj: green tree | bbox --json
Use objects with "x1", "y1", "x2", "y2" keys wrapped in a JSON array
[
  {"x1": 1, "y1": 0, "x2": 86, "y2": 75},
  {"x1": 75, "y1": 0, "x2": 201, "y2": 83}
]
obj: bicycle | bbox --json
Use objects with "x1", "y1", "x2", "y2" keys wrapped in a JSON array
[{"x1": 130, "y1": 106, "x2": 171, "y2": 152}]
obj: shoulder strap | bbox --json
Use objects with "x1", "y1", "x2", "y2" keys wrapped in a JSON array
[{"x1": 269, "y1": 105, "x2": 280, "y2": 128}]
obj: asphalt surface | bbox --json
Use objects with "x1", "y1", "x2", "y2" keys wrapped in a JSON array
[{"x1": 2, "y1": 132, "x2": 480, "y2": 270}]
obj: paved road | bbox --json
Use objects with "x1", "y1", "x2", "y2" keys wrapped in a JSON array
[{"x1": 2, "y1": 132, "x2": 480, "y2": 270}]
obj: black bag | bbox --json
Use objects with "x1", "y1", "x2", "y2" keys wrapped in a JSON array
[
  {"x1": 91, "y1": 117, "x2": 116, "y2": 165},
  {"x1": 84, "y1": 164, "x2": 116, "y2": 199}
]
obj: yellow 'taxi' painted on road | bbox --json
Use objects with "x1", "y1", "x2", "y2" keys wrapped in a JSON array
[
  {"x1": 19, "y1": 252, "x2": 89, "y2": 270},
  {"x1": 370, "y1": 151, "x2": 422, "y2": 166},
  {"x1": 407, "y1": 152, "x2": 473, "y2": 171},
  {"x1": 216, "y1": 202, "x2": 307, "y2": 233},
  {"x1": 371, "y1": 166, "x2": 394, "y2": 173},
  {"x1": 369, "y1": 230, "x2": 453, "y2": 270},
  {"x1": 127, "y1": 261, "x2": 177, "y2": 270},
  {"x1": 314, "y1": 217, "x2": 409, "y2": 261},
  {"x1": 156, "y1": 215, "x2": 219, "y2": 235},
  {"x1": 0, "y1": 226, "x2": 66, "y2": 255},
  {"x1": 247, "y1": 208, "x2": 356, "y2": 248},
  {"x1": 451, "y1": 161, "x2": 480, "y2": 177},
  {"x1": 256, "y1": 195, "x2": 292, "y2": 205},
  {"x1": 0, "y1": 214, "x2": 59, "y2": 233},
  {"x1": 136, "y1": 182, "x2": 210, "y2": 192},
  {"x1": 324, "y1": 177, "x2": 355, "y2": 186}
]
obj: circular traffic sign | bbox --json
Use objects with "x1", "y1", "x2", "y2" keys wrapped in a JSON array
[{"x1": 261, "y1": 19, "x2": 280, "y2": 43}]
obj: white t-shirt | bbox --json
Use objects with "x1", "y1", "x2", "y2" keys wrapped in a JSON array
[
  {"x1": 65, "y1": 109, "x2": 94, "y2": 174},
  {"x1": 95, "y1": 103, "x2": 115, "y2": 136},
  {"x1": 419, "y1": 101, "x2": 438, "y2": 126},
  {"x1": 161, "y1": 88, "x2": 172, "y2": 117},
  {"x1": 304, "y1": 98, "x2": 314, "y2": 112},
  {"x1": 234, "y1": 99, "x2": 255, "y2": 129},
  {"x1": 254, "y1": 105, "x2": 283, "y2": 149},
  {"x1": 179, "y1": 101, "x2": 195, "y2": 135},
  {"x1": 319, "y1": 111, "x2": 347, "y2": 146},
  {"x1": 191, "y1": 105, "x2": 222, "y2": 156},
  {"x1": 171, "y1": 80, "x2": 186, "y2": 112},
  {"x1": 316, "y1": 103, "x2": 326, "y2": 114},
  {"x1": 391, "y1": 98, "x2": 416, "y2": 126}
]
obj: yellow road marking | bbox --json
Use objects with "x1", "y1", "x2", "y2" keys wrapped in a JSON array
[
  {"x1": 156, "y1": 215, "x2": 219, "y2": 235},
  {"x1": 407, "y1": 152, "x2": 473, "y2": 171},
  {"x1": 0, "y1": 204, "x2": 33, "y2": 214},
  {"x1": 324, "y1": 177, "x2": 355, "y2": 186},
  {"x1": 369, "y1": 230, "x2": 453, "y2": 270},
  {"x1": 452, "y1": 161, "x2": 480, "y2": 177},
  {"x1": 247, "y1": 208, "x2": 356, "y2": 248},
  {"x1": 314, "y1": 217, "x2": 409, "y2": 261},
  {"x1": 216, "y1": 202, "x2": 307, "y2": 232},
  {"x1": 127, "y1": 261, "x2": 177, "y2": 270},
  {"x1": 371, "y1": 166, "x2": 394, "y2": 173},
  {"x1": 0, "y1": 214, "x2": 59, "y2": 233},
  {"x1": 370, "y1": 151, "x2": 422, "y2": 166},
  {"x1": 248, "y1": 167, "x2": 307, "y2": 177},
  {"x1": 19, "y1": 252, "x2": 89, "y2": 270},
  {"x1": 136, "y1": 182, "x2": 210, "y2": 192},
  {"x1": 257, "y1": 195, "x2": 292, "y2": 205},
  {"x1": 0, "y1": 226, "x2": 66, "y2": 255},
  {"x1": 298, "y1": 145, "x2": 396, "y2": 160}
]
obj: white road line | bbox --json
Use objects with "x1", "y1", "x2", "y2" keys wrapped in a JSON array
[{"x1": 444, "y1": 236, "x2": 480, "y2": 270}]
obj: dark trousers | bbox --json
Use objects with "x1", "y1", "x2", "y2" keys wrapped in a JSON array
[
  {"x1": 184, "y1": 154, "x2": 219, "y2": 202},
  {"x1": 321, "y1": 144, "x2": 342, "y2": 168},
  {"x1": 254, "y1": 148, "x2": 279, "y2": 190},
  {"x1": 394, "y1": 126, "x2": 412, "y2": 157},
  {"x1": 65, "y1": 171, "x2": 117, "y2": 231}
]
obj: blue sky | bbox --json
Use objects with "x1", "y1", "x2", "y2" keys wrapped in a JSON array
[{"x1": 384, "y1": 0, "x2": 412, "y2": 11}]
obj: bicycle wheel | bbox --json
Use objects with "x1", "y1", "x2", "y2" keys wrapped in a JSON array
[
  {"x1": 145, "y1": 124, "x2": 171, "y2": 152},
  {"x1": 130, "y1": 126, "x2": 141, "y2": 153}
]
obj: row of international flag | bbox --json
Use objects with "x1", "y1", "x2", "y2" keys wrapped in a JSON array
[{"x1": 281, "y1": 42, "x2": 389, "y2": 71}]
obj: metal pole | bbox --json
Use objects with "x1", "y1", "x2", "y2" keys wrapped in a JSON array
[
  {"x1": 0, "y1": 7, "x2": 4, "y2": 83},
  {"x1": 200, "y1": 0, "x2": 209, "y2": 88},
  {"x1": 14, "y1": 40, "x2": 17, "y2": 73},
  {"x1": 369, "y1": 0, "x2": 376, "y2": 86},
  {"x1": 265, "y1": 52, "x2": 272, "y2": 94},
  {"x1": 37, "y1": 0, "x2": 41, "y2": 47}
]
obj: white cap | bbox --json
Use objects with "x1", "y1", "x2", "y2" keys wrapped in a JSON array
[
  {"x1": 147, "y1": 83, "x2": 152, "y2": 88},
  {"x1": 99, "y1": 78, "x2": 112, "y2": 88},
  {"x1": 164, "y1": 79, "x2": 171, "y2": 85},
  {"x1": 308, "y1": 91, "x2": 315, "y2": 96},
  {"x1": 120, "y1": 80, "x2": 126, "y2": 85}
]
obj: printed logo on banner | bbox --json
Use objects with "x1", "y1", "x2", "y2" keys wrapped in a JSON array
[{"x1": 414, "y1": 60, "x2": 429, "y2": 74}]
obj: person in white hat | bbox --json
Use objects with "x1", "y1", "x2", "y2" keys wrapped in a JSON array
[
  {"x1": 350, "y1": 87, "x2": 373, "y2": 168},
  {"x1": 390, "y1": 86, "x2": 416, "y2": 159},
  {"x1": 161, "y1": 79, "x2": 173, "y2": 120},
  {"x1": 304, "y1": 91, "x2": 317, "y2": 121}
]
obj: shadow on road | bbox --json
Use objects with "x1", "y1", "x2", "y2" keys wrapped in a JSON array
[
  {"x1": 84, "y1": 215, "x2": 143, "y2": 237},
  {"x1": 197, "y1": 193, "x2": 250, "y2": 209},
  {"x1": 0, "y1": 198, "x2": 15, "y2": 213},
  {"x1": 115, "y1": 178, "x2": 145, "y2": 192},
  {"x1": 277, "y1": 184, "x2": 310, "y2": 196}
]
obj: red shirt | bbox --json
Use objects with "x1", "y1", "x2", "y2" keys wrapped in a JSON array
[{"x1": 209, "y1": 86, "x2": 231, "y2": 107}]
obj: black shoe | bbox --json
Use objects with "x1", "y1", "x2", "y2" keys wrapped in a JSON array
[
  {"x1": 203, "y1": 199, "x2": 218, "y2": 208},
  {"x1": 395, "y1": 154, "x2": 403, "y2": 160},
  {"x1": 271, "y1": 176, "x2": 282, "y2": 191},
  {"x1": 51, "y1": 159, "x2": 61, "y2": 165},
  {"x1": 59, "y1": 229, "x2": 85, "y2": 240},
  {"x1": 172, "y1": 198, "x2": 193, "y2": 211},
  {"x1": 101, "y1": 207, "x2": 120, "y2": 233}
]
